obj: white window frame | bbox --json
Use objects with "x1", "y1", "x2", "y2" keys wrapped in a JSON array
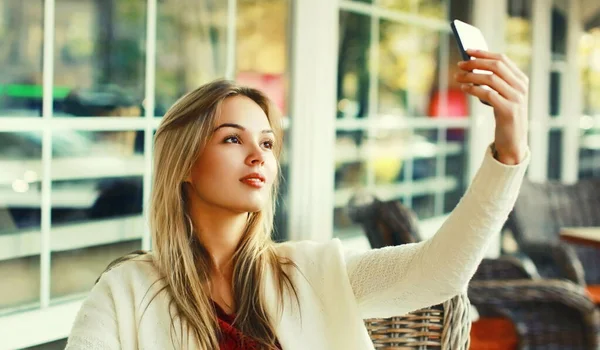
[{"x1": 286, "y1": 0, "x2": 338, "y2": 242}]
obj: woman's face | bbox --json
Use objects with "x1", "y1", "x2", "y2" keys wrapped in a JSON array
[{"x1": 186, "y1": 95, "x2": 278, "y2": 214}]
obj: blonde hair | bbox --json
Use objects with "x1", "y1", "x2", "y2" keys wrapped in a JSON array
[{"x1": 150, "y1": 79, "x2": 296, "y2": 349}]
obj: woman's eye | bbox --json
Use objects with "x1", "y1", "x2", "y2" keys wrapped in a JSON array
[
  {"x1": 224, "y1": 135, "x2": 240, "y2": 144},
  {"x1": 263, "y1": 140, "x2": 274, "y2": 149}
]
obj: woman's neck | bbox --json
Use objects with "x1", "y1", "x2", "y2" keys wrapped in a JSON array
[{"x1": 188, "y1": 203, "x2": 248, "y2": 276}]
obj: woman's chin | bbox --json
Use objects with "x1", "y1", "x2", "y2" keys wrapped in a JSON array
[{"x1": 231, "y1": 200, "x2": 266, "y2": 214}]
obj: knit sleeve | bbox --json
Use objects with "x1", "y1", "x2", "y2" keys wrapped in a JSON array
[
  {"x1": 65, "y1": 272, "x2": 121, "y2": 350},
  {"x1": 344, "y1": 145, "x2": 530, "y2": 319}
]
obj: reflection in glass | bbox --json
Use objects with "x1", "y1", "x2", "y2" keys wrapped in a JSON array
[
  {"x1": 156, "y1": 0, "x2": 228, "y2": 111},
  {"x1": 54, "y1": 0, "x2": 146, "y2": 117},
  {"x1": 155, "y1": 0, "x2": 290, "y2": 116},
  {"x1": 379, "y1": 0, "x2": 447, "y2": 20},
  {"x1": 334, "y1": 11, "x2": 371, "y2": 237},
  {"x1": 579, "y1": 29, "x2": 600, "y2": 178},
  {"x1": 551, "y1": 5, "x2": 567, "y2": 57},
  {"x1": 338, "y1": 11, "x2": 370, "y2": 120},
  {"x1": 0, "y1": 0, "x2": 44, "y2": 117},
  {"x1": 378, "y1": 22, "x2": 439, "y2": 116},
  {"x1": 506, "y1": 0, "x2": 532, "y2": 74},
  {"x1": 581, "y1": 29, "x2": 600, "y2": 114},
  {"x1": 548, "y1": 130, "x2": 562, "y2": 180},
  {"x1": 52, "y1": 130, "x2": 143, "y2": 158},
  {"x1": 236, "y1": 0, "x2": 290, "y2": 114},
  {"x1": 412, "y1": 194, "x2": 436, "y2": 219},
  {"x1": 51, "y1": 239, "x2": 142, "y2": 300},
  {"x1": 549, "y1": 71, "x2": 561, "y2": 116},
  {"x1": 0, "y1": 132, "x2": 41, "y2": 312},
  {"x1": 50, "y1": 131, "x2": 144, "y2": 300}
]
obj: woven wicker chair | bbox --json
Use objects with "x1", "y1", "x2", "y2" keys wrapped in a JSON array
[
  {"x1": 348, "y1": 193, "x2": 421, "y2": 248},
  {"x1": 365, "y1": 294, "x2": 471, "y2": 349},
  {"x1": 348, "y1": 195, "x2": 600, "y2": 348},
  {"x1": 469, "y1": 280, "x2": 600, "y2": 349},
  {"x1": 505, "y1": 177, "x2": 600, "y2": 286}
]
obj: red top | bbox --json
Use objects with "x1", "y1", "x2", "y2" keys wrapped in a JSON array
[{"x1": 214, "y1": 302, "x2": 282, "y2": 350}]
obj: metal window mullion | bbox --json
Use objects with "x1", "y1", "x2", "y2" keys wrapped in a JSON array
[
  {"x1": 365, "y1": 14, "x2": 380, "y2": 193},
  {"x1": 40, "y1": 0, "x2": 56, "y2": 309},
  {"x1": 225, "y1": 0, "x2": 237, "y2": 80},
  {"x1": 435, "y1": 23, "x2": 450, "y2": 216},
  {"x1": 528, "y1": 0, "x2": 551, "y2": 182},
  {"x1": 560, "y1": 0, "x2": 582, "y2": 183},
  {"x1": 467, "y1": 0, "x2": 506, "y2": 183},
  {"x1": 403, "y1": 25, "x2": 421, "y2": 208},
  {"x1": 142, "y1": 0, "x2": 157, "y2": 251},
  {"x1": 288, "y1": 0, "x2": 338, "y2": 241},
  {"x1": 434, "y1": 127, "x2": 447, "y2": 215}
]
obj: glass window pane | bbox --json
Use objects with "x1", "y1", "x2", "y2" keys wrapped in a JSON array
[
  {"x1": 334, "y1": 130, "x2": 369, "y2": 237},
  {"x1": 54, "y1": 0, "x2": 146, "y2": 117},
  {"x1": 50, "y1": 131, "x2": 144, "y2": 300},
  {"x1": 551, "y1": 1, "x2": 567, "y2": 58},
  {"x1": 579, "y1": 130, "x2": 600, "y2": 178},
  {"x1": 581, "y1": 29, "x2": 600, "y2": 114},
  {"x1": 506, "y1": 0, "x2": 532, "y2": 75},
  {"x1": 155, "y1": 0, "x2": 228, "y2": 113},
  {"x1": 0, "y1": 131, "x2": 41, "y2": 313},
  {"x1": 0, "y1": 0, "x2": 44, "y2": 117},
  {"x1": 547, "y1": 129, "x2": 562, "y2": 180},
  {"x1": 579, "y1": 28, "x2": 600, "y2": 178},
  {"x1": 379, "y1": 0, "x2": 447, "y2": 20},
  {"x1": 338, "y1": 11, "x2": 370, "y2": 120},
  {"x1": 550, "y1": 71, "x2": 561, "y2": 116},
  {"x1": 378, "y1": 22, "x2": 440, "y2": 116},
  {"x1": 443, "y1": 137, "x2": 468, "y2": 213},
  {"x1": 236, "y1": 0, "x2": 290, "y2": 115},
  {"x1": 334, "y1": 10, "x2": 371, "y2": 238},
  {"x1": 155, "y1": 0, "x2": 291, "y2": 113}
]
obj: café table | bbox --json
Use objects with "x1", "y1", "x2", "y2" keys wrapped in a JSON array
[{"x1": 560, "y1": 227, "x2": 600, "y2": 249}]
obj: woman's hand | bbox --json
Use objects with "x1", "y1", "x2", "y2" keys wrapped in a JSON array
[{"x1": 455, "y1": 49, "x2": 529, "y2": 165}]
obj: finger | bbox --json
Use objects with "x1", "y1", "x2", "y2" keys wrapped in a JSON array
[
  {"x1": 466, "y1": 50, "x2": 529, "y2": 84},
  {"x1": 455, "y1": 71, "x2": 520, "y2": 102},
  {"x1": 460, "y1": 84, "x2": 508, "y2": 110},
  {"x1": 458, "y1": 58, "x2": 527, "y2": 94}
]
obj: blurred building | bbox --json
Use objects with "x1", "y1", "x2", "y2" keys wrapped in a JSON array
[{"x1": 0, "y1": 0, "x2": 599, "y2": 348}]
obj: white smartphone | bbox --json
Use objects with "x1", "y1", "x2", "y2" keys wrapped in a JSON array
[{"x1": 450, "y1": 19, "x2": 492, "y2": 104}]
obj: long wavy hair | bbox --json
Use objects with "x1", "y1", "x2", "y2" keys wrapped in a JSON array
[{"x1": 149, "y1": 79, "x2": 296, "y2": 349}]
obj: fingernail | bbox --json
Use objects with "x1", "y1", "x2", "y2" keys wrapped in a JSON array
[
  {"x1": 461, "y1": 84, "x2": 469, "y2": 91},
  {"x1": 457, "y1": 61, "x2": 466, "y2": 66}
]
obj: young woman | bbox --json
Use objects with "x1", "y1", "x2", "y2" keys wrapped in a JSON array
[{"x1": 66, "y1": 49, "x2": 530, "y2": 350}]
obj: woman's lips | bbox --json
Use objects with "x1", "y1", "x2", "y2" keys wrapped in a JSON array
[{"x1": 239, "y1": 173, "x2": 266, "y2": 189}]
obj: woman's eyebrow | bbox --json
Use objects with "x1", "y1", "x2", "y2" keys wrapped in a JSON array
[{"x1": 213, "y1": 123, "x2": 273, "y2": 134}]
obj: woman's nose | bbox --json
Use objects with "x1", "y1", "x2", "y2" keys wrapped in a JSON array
[{"x1": 245, "y1": 145, "x2": 265, "y2": 166}]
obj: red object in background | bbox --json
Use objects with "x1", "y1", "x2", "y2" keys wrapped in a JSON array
[
  {"x1": 428, "y1": 89, "x2": 469, "y2": 141},
  {"x1": 470, "y1": 317, "x2": 519, "y2": 350},
  {"x1": 236, "y1": 72, "x2": 286, "y2": 113},
  {"x1": 587, "y1": 285, "x2": 600, "y2": 304},
  {"x1": 427, "y1": 89, "x2": 469, "y2": 118}
]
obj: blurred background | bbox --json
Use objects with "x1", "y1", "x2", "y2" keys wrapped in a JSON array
[{"x1": 0, "y1": 0, "x2": 599, "y2": 348}]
